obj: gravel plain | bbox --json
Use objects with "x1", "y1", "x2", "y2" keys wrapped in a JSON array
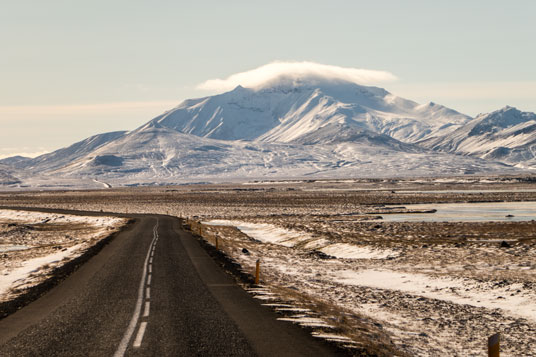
[{"x1": 1, "y1": 175, "x2": 535, "y2": 356}]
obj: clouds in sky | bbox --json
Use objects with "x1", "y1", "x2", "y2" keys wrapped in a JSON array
[
  {"x1": 0, "y1": 149, "x2": 49, "y2": 159},
  {"x1": 197, "y1": 61, "x2": 398, "y2": 92}
]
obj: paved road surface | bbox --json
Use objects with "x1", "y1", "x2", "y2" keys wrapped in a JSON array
[{"x1": 0, "y1": 211, "x2": 342, "y2": 356}]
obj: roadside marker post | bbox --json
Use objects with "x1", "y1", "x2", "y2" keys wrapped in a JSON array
[
  {"x1": 255, "y1": 259, "x2": 260, "y2": 285},
  {"x1": 488, "y1": 333, "x2": 500, "y2": 357}
]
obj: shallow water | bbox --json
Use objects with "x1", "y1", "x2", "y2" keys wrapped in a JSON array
[{"x1": 379, "y1": 201, "x2": 536, "y2": 222}]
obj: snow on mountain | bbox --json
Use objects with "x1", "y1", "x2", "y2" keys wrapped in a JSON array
[
  {"x1": 290, "y1": 122, "x2": 421, "y2": 153},
  {"x1": 14, "y1": 131, "x2": 127, "y2": 172},
  {"x1": 1, "y1": 79, "x2": 531, "y2": 188},
  {"x1": 13, "y1": 123, "x2": 516, "y2": 187},
  {"x1": 420, "y1": 106, "x2": 536, "y2": 168},
  {"x1": 146, "y1": 79, "x2": 471, "y2": 144}
]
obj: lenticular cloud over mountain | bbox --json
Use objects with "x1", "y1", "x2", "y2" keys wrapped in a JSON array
[{"x1": 197, "y1": 61, "x2": 397, "y2": 91}]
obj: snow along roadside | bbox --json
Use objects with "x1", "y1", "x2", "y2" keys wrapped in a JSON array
[
  {"x1": 206, "y1": 220, "x2": 535, "y2": 322},
  {"x1": 0, "y1": 244, "x2": 85, "y2": 296},
  {"x1": 0, "y1": 209, "x2": 127, "y2": 302},
  {"x1": 204, "y1": 219, "x2": 398, "y2": 258},
  {"x1": 202, "y1": 219, "x2": 536, "y2": 351}
]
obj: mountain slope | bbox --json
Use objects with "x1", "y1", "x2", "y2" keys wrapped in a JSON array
[
  {"x1": 22, "y1": 124, "x2": 516, "y2": 186},
  {"x1": 291, "y1": 122, "x2": 421, "y2": 153},
  {"x1": 0, "y1": 164, "x2": 21, "y2": 185},
  {"x1": 420, "y1": 106, "x2": 536, "y2": 168},
  {"x1": 145, "y1": 80, "x2": 471, "y2": 144},
  {"x1": 17, "y1": 131, "x2": 127, "y2": 171}
]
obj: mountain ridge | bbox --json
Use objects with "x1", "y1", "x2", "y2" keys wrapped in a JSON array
[
  {"x1": 146, "y1": 80, "x2": 471, "y2": 144},
  {"x1": 0, "y1": 79, "x2": 533, "y2": 188},
  {"x1": 420, "y1": 106, "x2": 536, "y2": 168}
]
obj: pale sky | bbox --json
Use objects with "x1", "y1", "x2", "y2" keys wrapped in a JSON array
[{"x1": 1, "y1": 1, "x2": 535, "y2": 158}]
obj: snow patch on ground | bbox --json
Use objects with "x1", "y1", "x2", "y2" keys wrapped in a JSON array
[
  {"x1": 0, "y1": 244, "x2": 83, "y2": 296},
  {"x1": 0, "y1": 209, "x2": 124, "y2": 227},
  {"x1": 0, "y1": 209, "x2": 127, "y2": 302},
  {"x1": 0, "y1": 245, "x2": 28, "y2": 253},
  {"x1": 204, "y1": 220, "x2": 314, "y2": 247},
  {"x1": 334, "y1": 269, "x2": 536, "y2": 322},
  {"x1": 311, "y1": 332, "x2": 353, "y2": 342},
  {"x1": 320, "y1": 243, "x2": 398, "y2": 259},
  {"x1": 277, "y1": 316, "x2": 334, "y2": 328},
  {"x1": 204, "y1": 220, "x2": 397, "y2": 260}
]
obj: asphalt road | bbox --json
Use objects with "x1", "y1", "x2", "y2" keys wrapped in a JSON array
[{"x1": 0, "y1": 211, "x2": 343, "y2": 356}]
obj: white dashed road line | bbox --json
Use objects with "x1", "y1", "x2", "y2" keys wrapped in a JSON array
[
  {"x1": 113, "y1": 220, "x2": 159, "y2": 357},
  {"x1": 143, "y1": 301, "x2": 150, "y2": 317},
  {"x1": 132, "y1": 322, "x2": 148, "y2": 348}
]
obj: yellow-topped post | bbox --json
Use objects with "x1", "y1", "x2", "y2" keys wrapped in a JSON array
[
  {"x1": 255, "y1": 259, "x2": 260, "y2": 285},
  {"x1": 488, "y1": 333, "x2": 500, "y2": 357}
]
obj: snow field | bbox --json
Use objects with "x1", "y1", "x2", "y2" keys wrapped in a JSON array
[
  {"x1": 0, "y1": 209, "x2": 124, "y2": 227},
  {"x1": 0, "y1": 244, "x2": 84, "y2": 296},
  {"x1": 334, "y1": 269, "x2": 536, "y2": 322}
]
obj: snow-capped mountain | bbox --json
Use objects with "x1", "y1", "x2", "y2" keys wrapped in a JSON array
[
  {"x1": 0, "y1": 79, "x2": 530, "y2": 188},
  {"x1": 420, "y1": 106, "x2": 536, "y2": 168},
  {"x1": 146, "y1": 79, "x2": 471, "y2": 144}
]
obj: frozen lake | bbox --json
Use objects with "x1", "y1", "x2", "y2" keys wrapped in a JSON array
[{"x1": 379, "y1": 201, "x2": 536, "y2": 222}]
